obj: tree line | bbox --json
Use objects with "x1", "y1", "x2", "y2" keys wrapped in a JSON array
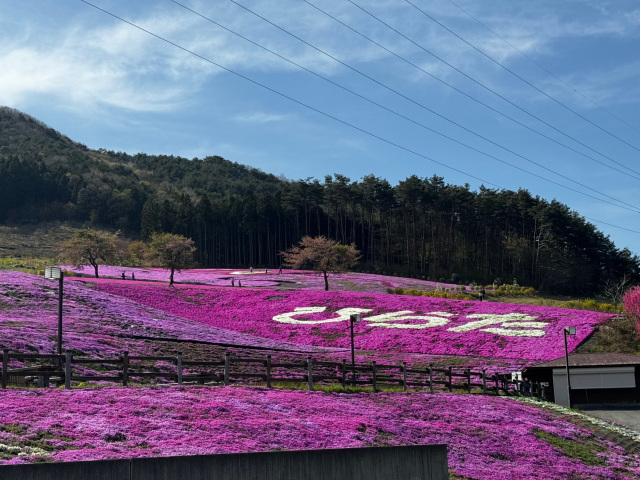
[
  {"x1": 1, "y1": 107, "x2": 638, "y2": 295},
  {"x1": 145, "y1": 174, "x2": 639, "y2": 296}
]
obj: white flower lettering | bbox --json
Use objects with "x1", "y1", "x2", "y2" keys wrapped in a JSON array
[
  {"x1": 273, "y1": 307, "x2": 372, "y2": 324},
  {"x1": 447, "y1": 313, "x2": 548, "y2": 337},
  {"x1": 272, "y1": 309, "x2": 550, "y2": 337},
  {"x1": 366, "y1": 311, "x2": 455, "y2": 329}
]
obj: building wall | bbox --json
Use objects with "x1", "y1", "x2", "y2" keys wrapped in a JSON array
[
  {"x1": 552, "y1": 366, "x2": 638, "y2": 406},
  {"x1": 0, "y1": 444, "x2": 449, "y2": 480}
]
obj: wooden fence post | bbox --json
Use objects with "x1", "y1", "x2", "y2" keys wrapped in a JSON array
[
  {"x1": 224, "y1": 352, "x2": 230, "y2": 386},
  {"x1": 2, "y1": 349, "x2": 8, "y2": 389},
  {"x1": 307, "y1": 356, "x2": 314, "y2": 391},
  {"x1": 341, "y1": 359, "x2": 346, "y2": 389},
  {"x1": 122, "y1": 351, "x2": 129, "y2": 387},
  {"x1": 371, "y1": 361, "x2": 377, "y2": 393},
  {"x1": 482, "y1": 369, "x2": 487, "y2": 395},
  {"x1": 266, "y1": 355, "x2": 272, "y2": 389},
  {"x1": 466, "y1": 369, "x2": 471, "y2": 394},
  {"x1": 429, "y1": 364, "x2": 434, "y2": 394},
  {"x1": 64, "y1": 350, "x2": 72, "y2": 389},
  {"x1": 448, "y1": 366, "x2": 453, "y2": 393},
  {"x1": 176, "y1": 352, "x2": 183, "y2": 385},
  {"x1": 402, "y1": 362, "x2": 407, "y2": 392}
]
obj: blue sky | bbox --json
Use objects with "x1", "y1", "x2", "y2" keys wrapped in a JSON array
[{"x1": 2, "y1": 0, "x2": 640, "y2": 256}]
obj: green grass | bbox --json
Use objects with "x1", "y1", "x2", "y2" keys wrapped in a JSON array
[
  {"x1": 575, "y1": 314, "x2": 640, "y2": 354},
  {"x1": 390, "y1": 285, "x2": 622, "y2": 313},
  {"x1": 0, "y1": 256, "x2": 57, "y2": 273},
  {"x1": 499, "y1": 296, "x2": 621, "y2": 314},
  {"x1": 266, "y1": 381, "x2": 405, "y2": 394},
  {"x1": 449, "y1": 472, "x2": 473, "y2": 480},
  {"x1": 533, "y1": 429, "x2": 607, "y2": 467}
]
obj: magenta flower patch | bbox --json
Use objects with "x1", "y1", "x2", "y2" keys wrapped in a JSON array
[
  {"x1": 86, "y1": 281, "x2": 612, "y2": 362},
  {"x1": 62, "y1": 265, "x2": 456, "y2": 293},
  {"x1": 0, "y1": 386, "x2": 638, "y2": 479}
]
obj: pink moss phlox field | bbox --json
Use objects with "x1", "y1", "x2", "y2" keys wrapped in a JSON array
[
  {"x1": 63, "y1": 265, "x2": 456, "y2": 292},
  {"x1": 0, "y1": 271, "x2": 336, "y2": 357},
  {"x1": 88, "y1": 282, "x2": 611, "y2": 362},
  {"x1": 1, "y1": 387, "x2": 638, "y2": 479}
]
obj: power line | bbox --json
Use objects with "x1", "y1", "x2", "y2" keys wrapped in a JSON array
[
  {"x1": 77, "y1": 0, "x2": 640, "y2": 232},
  {"x1": 584, "y1": 217, "x2": 640, "y2": 235},
  {"x1": 404, "y1": 0, "x2": 640, "y2": 154},
  {"x1": 303, "y1": 0, "x2": 640, "y2": 184},
  {"x1": 171, "y1": 0, "x2": 640, "y2": 213},
  {"x1": 445, "y1": 0, "x2": 640, "y2": 136},
  {"x1": 347, "y1": 0, "x2": 640, "y2": 179},
  {"x1": 78, "y1": 0, "x2": 497, "y2": 189}
]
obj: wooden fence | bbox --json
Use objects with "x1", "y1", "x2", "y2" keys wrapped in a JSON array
[{"x1": 1, "y1": 349, "x2": 545, "y2": 399}]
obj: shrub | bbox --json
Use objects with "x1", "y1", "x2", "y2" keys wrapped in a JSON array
[
  {"x1": 561, "y1": 299, "x2": 619, "y2": 314},
  {"x1": 622, "y1": 286, "x2": 640, "y2": 336},
  {"x1": 389, "y1": 286, "x2": 472, "y2": 300},
  {"x1": 493, "y1": 285, "x2": 539, "y2": 297}
]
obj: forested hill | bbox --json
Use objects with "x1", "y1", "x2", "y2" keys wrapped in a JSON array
[{"x1": 1, "y1": 106, "x2": 638, "y2": 295}]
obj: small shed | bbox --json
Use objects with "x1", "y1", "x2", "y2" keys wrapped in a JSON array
[{"x1": 523, "y1": 353, "x2": 640, "y2": 407}]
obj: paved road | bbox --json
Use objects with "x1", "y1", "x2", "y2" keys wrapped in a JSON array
[{"x1": 579, "y1": 405, "x2": 640, "y2": 433}]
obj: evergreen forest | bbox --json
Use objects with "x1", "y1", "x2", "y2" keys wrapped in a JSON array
[{"x1": 1, "y1": 106, "x2": 638, "y2": 295}]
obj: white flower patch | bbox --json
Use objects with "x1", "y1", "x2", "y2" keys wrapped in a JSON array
[
  {"x1": 448, "y1": 313, "x2": 548, "y2": 337},
  {"x1": 366, "y1": 311, "x2": 455, "y2": 329},
  {"x1": 0, "y1": 443, "x2": 51, "y2": 458},
  {"x1": 273, "y1": 307, "x2": 372, "y2": 324}
]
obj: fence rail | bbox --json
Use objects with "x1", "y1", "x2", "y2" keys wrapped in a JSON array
[{"x1": 1, "y1": 349, "x2": 544, "y2": 399}]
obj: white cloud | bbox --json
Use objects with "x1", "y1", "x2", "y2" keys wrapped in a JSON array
[
  {"x1": 1, "y1": 0, "x2": 639, "y2": 118},
  {"x1": 233, "y1": 112, "x2": 293, "y2": 123}
]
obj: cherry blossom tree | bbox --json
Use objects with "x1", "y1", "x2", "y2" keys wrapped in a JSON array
[
  {"x1": 281, "y1": 236, "x2": 360, "y2": 291},
  {"x1": 149, "y1": 233, "x2": 196, "y2": 285},
  {"x1": 57, "y1": 229, "x2": 123, "y2": 278},
  {"x1": 622, "y1": 286, "x2": 640, "y2": 337}
]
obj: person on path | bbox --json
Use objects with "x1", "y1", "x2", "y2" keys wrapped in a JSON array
[
  {"x1": 231, "y1": 278, "x2": 235, "y2": 287},
  {"x1": 131, "y1": 272, "x2": 135, "y2": 280},
  {"x1": 122, "y1": 272, "x2": 126, "y2": 280},
  {"x1": 238, "y1": 280, "x2": 242, "y2": 287}
]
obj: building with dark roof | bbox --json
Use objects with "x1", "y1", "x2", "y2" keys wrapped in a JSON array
[{"x1": 523, "y1": 353, "x2": 640, "y2": 406}]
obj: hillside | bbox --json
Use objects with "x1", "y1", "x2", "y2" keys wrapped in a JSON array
[
  {"x1": 2, "y1": 268, "x2": 640, "y2": 478},
  {"x1": 0, "y1": 107, "x2": 286, "y2": 232},
  {"x1": 1, "y1": 106, "x2": 639, "y2": 296}
]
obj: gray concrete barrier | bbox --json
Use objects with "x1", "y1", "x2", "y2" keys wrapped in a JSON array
[
  {"x1": 0, "y1": 444, "x2": 448, "y2": 480},
  {"x1": 0, "y1": 458, "x2": 130, "y2": 480}
]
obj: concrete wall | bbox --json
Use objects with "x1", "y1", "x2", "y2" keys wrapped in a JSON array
[
  {"x1": 0, "y1": 444, "x2": 448, "y2": 480},
  {"x1": 0, "y1": 458, "x2": 130, "y2": 480}
]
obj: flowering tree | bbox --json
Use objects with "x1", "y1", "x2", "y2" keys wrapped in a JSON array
[
  {"x1": 622, "y1": 286, "x2": 640, "y2": 336},
  {"x1": 281, "y1": 236, "x2": 360, "y2": 291},
  {"x1": 57, "y1": 229, "x2": 123, "y2": 278},
  {"x1": 149, "y1": 233, "x2": 196, "y2": 285}
]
